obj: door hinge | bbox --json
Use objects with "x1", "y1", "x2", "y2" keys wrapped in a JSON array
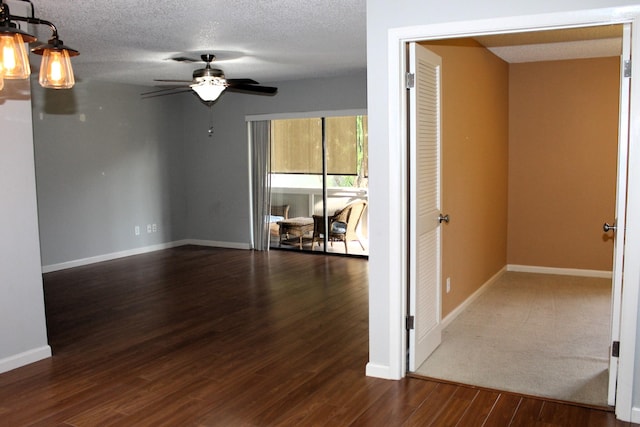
[
  {"x1": 406, "y1": 72, "x2": 415, "y2": 89},
  {"x1": 612, "y1": 341, "x2": 620, "y2": 357},
  {"x1": 406, "y1": 315, "x2": 415, "y2": 330},
  {"x1": 624, "y1": 60, "x2": 631, "y2": 78}
]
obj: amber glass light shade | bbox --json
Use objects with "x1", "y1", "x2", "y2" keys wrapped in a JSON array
[
  {"x1": 0, "y1": 32, "x2": 30, "y2": 79},
  {"x1": 38, "y1": 48, "x2": 75, "y2": 89}
]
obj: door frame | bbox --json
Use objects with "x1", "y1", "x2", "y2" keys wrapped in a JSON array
[{"x1": 387, "y1": 7, "x2": 640, "y2": 422}]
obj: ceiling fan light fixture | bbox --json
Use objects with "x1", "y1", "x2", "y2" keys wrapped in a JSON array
[
  {"x1": 190, "y1": 79, "x2": 226, "y2": 101},
  {"x1": 143, "y1": 53, "x2": 277, "y2": 102}
]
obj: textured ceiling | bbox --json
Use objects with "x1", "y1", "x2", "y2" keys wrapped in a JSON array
[
  {"x1": 12, "y1": 3, "x2": 624, "y2": 88},
  {"x1": 21, "y1": 0, "x2": 367, "y2": 87},
  {"x1": 475, "y1": 25, "x2": 623, "y2": 63}
]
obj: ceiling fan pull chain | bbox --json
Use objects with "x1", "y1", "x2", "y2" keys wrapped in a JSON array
[{"x1": 208, "y1": 105, "x2": 214, "y2": 138}]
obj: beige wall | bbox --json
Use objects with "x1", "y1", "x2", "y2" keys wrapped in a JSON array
[
  {"x1": 418, "y1": 44, "x2": 619, "y2": 318},
  {"x1": 508, "y1": 57, "x2": 619, "y2": 271},
  {"x1": 421, "y1": 40, "x2": 509, "y2": 317}
]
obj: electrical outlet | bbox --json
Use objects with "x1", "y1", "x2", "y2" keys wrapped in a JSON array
[
  {"x1": 134, "y1": 226, "x2": 140, "y2": 236},
  {"x1": 446, "y1": 277, "x2": 451, "y2": 294},
  {"x1": 152, "y1": 223, "x2": 157, "y2": 233},
  {"x1": 147, "y1": 224, "x2": 152, "y2": 233}
]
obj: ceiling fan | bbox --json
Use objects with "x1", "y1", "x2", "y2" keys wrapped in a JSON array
[{"x1": 141, "y1": 54, "x2": 277, "y2": 103}]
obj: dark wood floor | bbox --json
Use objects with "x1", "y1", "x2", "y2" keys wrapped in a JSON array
[{"x1": 0, "y1": 246, "x2": 635, "y2": 426}]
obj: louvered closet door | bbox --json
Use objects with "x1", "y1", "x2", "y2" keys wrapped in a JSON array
[{"x1": 408, "y1": 43, "x2": 443, "y2": 372}]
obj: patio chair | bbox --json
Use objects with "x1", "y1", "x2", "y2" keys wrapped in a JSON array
[{"x1": 312, "y1": 200, "x2": 367, "y2": 254}]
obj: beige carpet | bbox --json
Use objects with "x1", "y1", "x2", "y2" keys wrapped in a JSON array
[{"x1": 415, "y1": 271, "x2": 611, "y2": 407}]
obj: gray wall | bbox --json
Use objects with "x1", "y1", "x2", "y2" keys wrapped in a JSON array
[
  {"x1": 31, "y1": 71, "x2": 367, "y2": 265},
  {"x1": 32, "y1": 81, "x2": 187, "y2": 267},
  {"x1": 181, "y1": 71, "x2": 368, "y2": 244},
  {"x1": 0, "y1": 79, "x2": 50, "y2": 370}
]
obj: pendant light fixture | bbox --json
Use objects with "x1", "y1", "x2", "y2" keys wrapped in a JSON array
[
  {"x1": 0, "y1": 19, "x2": 33, "y2": 79},
  {"x1": 32, "y1": 36, "x2": 77, "y2": 89},
  {"x1": 0, "y1": 1, "x2": 78, "y2": 90}
]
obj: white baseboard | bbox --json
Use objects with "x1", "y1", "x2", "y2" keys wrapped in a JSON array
[
  {"x1": 0, "y1": 345, "x2": 51, "y2": 374},
  {"x1": 42, "y1": 239, "x2": 251, "y2": 273},
  {"x1": 507, "y1": 264, "x2": 612, "y2": 279},
  {"x1": 42, "y1": 241, "x2": 189, "y2": 273},
  {"x1": 441, "y1": 267, "x2": 506, "y2": 329},
  {"x1": 631, "y1": 407, "x2": 640, "y2": 423},
  {"x1": 184, "y1": 239, "x2": 251, "y2": 250},
  {"x1": 366, "y1": 362, "x2": 400, "y2": 380}
]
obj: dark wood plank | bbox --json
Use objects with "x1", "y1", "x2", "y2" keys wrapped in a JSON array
[
  {"x1": 427, "y1": 385, "x2": 479, "y2": 426},
  {"x1": 510, "y1": 396, "x2": 545, "y2": 426},
  {"x1": 0, "y1": 246, "x2": 632, "y2": 426},
  {"x1": 538, "y1": 400, "x2": 591, "y2": 427},
  {"x1": 480, "y1": 392, "x2": 523, "y2": 427},
  {"x1": 301, "y1": 370, "x2": 396, "y2": 425},
  {"x1": 587, "y1": 407, "x2": 635, "y2": 427},
  {"x1": 454, "y1": 387, "x2": 502, "y2": 426},
  {"x1": 345, "y1": 376, "x2": 438, "y2": 426},
  {"x1": 401, "y1": 382, "x2": 459, "y2": 426}
]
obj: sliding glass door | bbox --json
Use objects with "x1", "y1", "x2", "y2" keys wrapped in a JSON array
[{"x1": 268, "y1": 114, "x2": 368, "y2": 256}]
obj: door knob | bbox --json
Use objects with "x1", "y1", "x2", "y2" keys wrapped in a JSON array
[
  {"x1": 603, "y1": 222, "x2": 617, "y2": 232},
  {"x1": 438, "y1": 214, "x2": 450, "y2": 224}
]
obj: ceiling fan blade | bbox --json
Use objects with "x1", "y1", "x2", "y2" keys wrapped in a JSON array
[
  {"x1": 141, "y1": 86, "x2": 189, "y2": 96},
  {"x1": 226, "y1": 83, "x2": 278, "y2": 95},
  {"x1": 154, "y1": 79, "x2": 193, "y2": 83},
  {"x1": 141, "y1": 88, "x2": 193, "y2": 99},
  {"x1": 170, "y1": 56, "x2": 200, "y2": 63},
  {"x1": 226, "y1": 78, "x2": 259, "y2": 85}
]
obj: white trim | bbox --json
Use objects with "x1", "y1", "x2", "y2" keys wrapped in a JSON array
[
  {"x1": 384, "y1": 18, "x2": 412, "y2": 383},
  {"x1": 616, "y1": 9, "x2": 640, "y2": 421},
  {"x1": 0, "y1": 346, "x2": 51, "y2": 374},
  {"x1": 632, "y1": 407, "x2": 640, "y2": 424},
  {"x1": 507, "y1": 265, "x2": 612, "y2": 279},
  {"x1": 41, "y1": 239, "x2": 250, "y2": 273},
  {"x1": 441, "y1": 267, "x2": 506, "y2": 329},
  {"x1": 385, "y1": 6, "x2": 640, "y2": 422},
  {"x1": 388, "y1": 7, "x2": 638, "y2": 43},
  {"x1": 245, "y1": 109, "x2": 367, "y2": 122},
  {"x1": 185, "y1": 239, "x2": 251, "y2": 250},
  {"x1": 247, "y1": 121, "x2": 255, "y2": 250},
  {"x1": 365, "y1": 362, "x2": 394, "y2": 379},
  {"x1": 41, "y1": 241, "x2": 189, "y2": 273}
]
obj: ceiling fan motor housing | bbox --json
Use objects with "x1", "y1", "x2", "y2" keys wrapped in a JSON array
[{"x1": 193, "y1": 67, "x2": 225, "y2": 80}]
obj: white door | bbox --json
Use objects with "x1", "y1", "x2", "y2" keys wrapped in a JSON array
[
  {"x1": 408, "y1": 43, "x2": 444, "y2": 371},
  {"x1": 606, "y1": 22, "x2": 631, "y2": 407}
]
